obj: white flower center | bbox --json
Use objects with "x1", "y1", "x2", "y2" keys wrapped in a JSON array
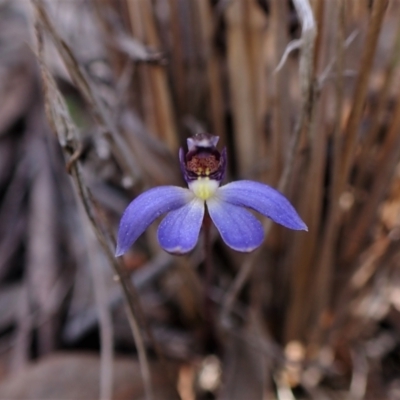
[{"x1": 188, "y1": 178, "x2": 220, "y2": 200}]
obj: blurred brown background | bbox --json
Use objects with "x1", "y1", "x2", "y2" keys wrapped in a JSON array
[{"x1": 0, "y1": 0, "x2": 400, "y2": 399}]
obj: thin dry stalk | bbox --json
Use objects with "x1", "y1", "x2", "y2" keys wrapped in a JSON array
[
  {"x1": 126, "y1": 0, "x2": 178, "y2": 152},
  {"x1": 91, "y1": 1, "x2": 129, "y2": 77},
  {"x1": 33, "y1": 20, "x2": 154, "y2": 400},
  {"x1": 284, "y1": 88, "x2": 322, "y2": 341},
  {"x1": 225, "y1": 0, "x2": 258, "y2": 177},
  {"x1": 124, "y1": 303, "x2": 154, "y2": 400},
  {"x1": 71, "y1": 158, "x2": 154, "y2": 400},
  {"x1": 27, "y1": 116, "x2": 58, "y2": 356},
  {"x1": 277, "y1": 0, "x2": 317, "y2": 190},
  {"x1": 222, "y1": 0, "x2": 317, "y2": 324},
  {"x1": 308, "y1": 0, "x2": 346, "y2": 342},
  {"x1": 32, "y1": 0, "x2": 141, "y2": 184},
  {"x1": 311, "y1": 0, "x2": 388, "y2": 344},
  {"x1": 126, "y1": 0, "x2": 160, "y2": 141},
  {"x1": 311, "y1": 0, "x2": 325, "y2": 73},
  {"x1": 167, "y1": 0, "x2": 186, "y2": 117},
  {"x1": 84, "y1": 216, "x2": 114, "y2": 400},
  {"x1": 196, "y1": 0, "x2": 226, "y2": 144},
  {"x1": 292, "y1": 0, "x2": 317, "y2": 102},
  {"x1": 269, "y1": 0, "x2": 290, "y2": 184},
  {"x1": 245, "y1": 0, "x2": 268, "y2": 177},
  {"x1": 335, "y1": 0, "x2": 388, "y2": 197},
  {"x1": 354, "y1": 20, "x2": 400, "y2": 188},
  {"x1": 343, "y1": 82, "x2": 400, "y2": 261},
  {"x1": 285, "y1": 0, "x2": 334, "y2": 341}
]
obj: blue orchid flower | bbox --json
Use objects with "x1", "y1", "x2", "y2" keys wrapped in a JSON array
[{"x1": 116, "y1": 133, "x2": 307, "y2": 256}]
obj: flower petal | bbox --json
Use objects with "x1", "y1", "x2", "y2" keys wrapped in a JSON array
[
  {"x1": 207, "y1": 198, "x2": 264, "y2": 252},
  {"x1": 157, "y1": 198, "x2": 204, "y2": 254},
  {"x1": 116, "y1": 186, "x2": 193, "y2": 256},
  {"x1": 158, "y1": 198, "x2": 205, "y2": 254},
  {"x1": 217, "y1": 180, "x2": 307, "y2": 231}
]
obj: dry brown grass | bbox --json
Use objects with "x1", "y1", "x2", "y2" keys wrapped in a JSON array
[{"x1": 0, "y1": 0, "x2": 400, "y2": 398}]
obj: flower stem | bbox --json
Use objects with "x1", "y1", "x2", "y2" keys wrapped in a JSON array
[{"x1": 202, "y1": 211, "x2": 215, "y2": 347}]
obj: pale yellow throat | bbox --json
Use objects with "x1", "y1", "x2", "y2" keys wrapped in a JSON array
[{"x1": 189, "y1": 178, "x2": 220, "y2": 200}]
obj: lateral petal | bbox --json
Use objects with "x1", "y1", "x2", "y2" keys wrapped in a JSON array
[
  {"x1": 207, "y1": 198, "x2": 264, "y2": 252},
  {"x1": 116, "y1": 186, "x2": 193, "y2": 256},
  {"x1": 217, "y1": 180, "x2": 307, "y2": 231},
  {"x1": 158, "y1": 198, "x2": 205, "y2": 254}
]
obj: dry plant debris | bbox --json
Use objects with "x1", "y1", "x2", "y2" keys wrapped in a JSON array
[{"x1": 0, "y1": 0, "x2": 399, "y2": 399}]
